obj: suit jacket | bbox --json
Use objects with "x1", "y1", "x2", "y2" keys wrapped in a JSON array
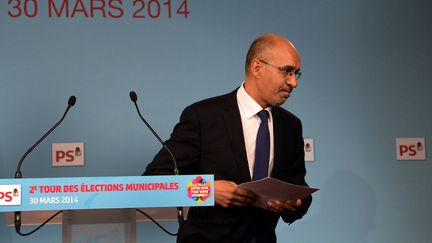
[{"x1": 144, "y1": 89, "x2": 312, "y2": 243}]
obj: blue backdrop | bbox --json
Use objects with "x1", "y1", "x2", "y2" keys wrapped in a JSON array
[{"x1": 1, "y1": 0, "x2": 431, "y2": 242}]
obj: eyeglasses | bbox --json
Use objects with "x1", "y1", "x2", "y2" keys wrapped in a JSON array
[{"x1": 258, "y1": 59, "x2": 302, "y2": 80}]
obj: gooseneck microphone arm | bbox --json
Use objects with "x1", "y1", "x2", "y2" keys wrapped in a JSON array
[
  {"x1": 15, "y1": 96, "x2": 76, "y2": 178},
  {"x1": 14, "y1": 96, "x2": 76, "y2": 236},
  {"x1": 129, "y1": 91, "x2": 184, "y2": 229},
  {"x1": 129, "y1": 91, "x2": 179, "y2": 176}
]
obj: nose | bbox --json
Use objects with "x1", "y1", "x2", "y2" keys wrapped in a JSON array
[{"x1": 286, "y1": 75, "x2": 298, "y2": 89}]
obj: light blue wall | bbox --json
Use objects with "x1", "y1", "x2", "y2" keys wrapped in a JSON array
[{"x1": 1, "y1": 0, "x2": 431, "y2": 242}]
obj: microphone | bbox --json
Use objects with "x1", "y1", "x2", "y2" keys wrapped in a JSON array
[
  {"x1": 14, "y1": 96, "x2": 76, "y2": 235},
  {"x1": 129, "y1": 91, "x2": 179, "y2": 175},
  {"x1": 15, "y1": 96, "x2": 77, "y2": 178},
  {"x1": 129, "y1": 91, "x2": 184, "y2": 224}
]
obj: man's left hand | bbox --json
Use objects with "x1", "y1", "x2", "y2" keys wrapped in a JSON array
[{"x1": 266, "y1": 199, "x2": 302, "y2": 214}]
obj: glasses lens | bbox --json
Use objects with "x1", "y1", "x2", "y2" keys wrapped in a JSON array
[{"x1": 295, "y1": 72, "x2": 302, "y2": 80}]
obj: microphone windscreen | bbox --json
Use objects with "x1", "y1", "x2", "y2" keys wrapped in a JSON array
[
  {"x1": 129, "y1": 91, "x2": 138, "y2": 102},
  {"x1": 68, "y1": 96, "x2": 76, "y2": 106}
]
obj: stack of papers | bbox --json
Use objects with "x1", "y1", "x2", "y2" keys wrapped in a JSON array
[{"x1": 239, "y1": 177, "x2": 319, "y2": 209}]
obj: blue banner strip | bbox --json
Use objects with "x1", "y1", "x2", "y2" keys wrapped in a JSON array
[{"x1": 0, "y1": 175, "x2": 214, "y2": 212}]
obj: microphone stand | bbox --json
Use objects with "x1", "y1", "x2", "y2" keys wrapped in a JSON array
[
  {"x1": 129, "y1": 91, "x2": 184, "y2": 227},
  {"x1": 14, "y1": 96, "x2": 76, "y2": 236}
]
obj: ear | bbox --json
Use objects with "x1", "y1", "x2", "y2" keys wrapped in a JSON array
[{"x1": 250, "y1": 59, "x2": 263, "y2": 78}]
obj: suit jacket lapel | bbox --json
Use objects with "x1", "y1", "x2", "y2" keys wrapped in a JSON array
[{"x1": 222, "y1": 90, "x2": 251, "y2": 182}]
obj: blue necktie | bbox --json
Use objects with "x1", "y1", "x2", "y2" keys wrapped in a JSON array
[{"x1": 252, "y1": 110, "x2": 270, "y2": 181}]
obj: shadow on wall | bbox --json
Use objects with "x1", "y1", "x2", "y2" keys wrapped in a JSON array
[{"x1": 305, "y1": 170, "x2": 376, "y2": 243}]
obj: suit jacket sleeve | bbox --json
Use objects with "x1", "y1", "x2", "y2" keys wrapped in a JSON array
[
  {"x1": 143, "y1": 104, "x2": 201, "y2": 175},
  {"x1": 279, "y1": 118, "x2": 312, "y2": 224}
]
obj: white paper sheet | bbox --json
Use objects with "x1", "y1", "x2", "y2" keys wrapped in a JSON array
[{"x1": 239, "y1": 177, "x2": 319, "y2": 209}]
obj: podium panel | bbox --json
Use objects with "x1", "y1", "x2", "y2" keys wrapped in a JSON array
[
  {"x1": 4, "y1": 207, "x2": 188, "y2": 226},
  {"x1": 63, "y1": 209, "x2": 136, "y2": 243}
]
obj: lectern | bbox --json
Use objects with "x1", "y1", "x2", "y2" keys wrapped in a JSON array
[{"x1": 1, "y1": 175, "x2": 213, "y2": 243}]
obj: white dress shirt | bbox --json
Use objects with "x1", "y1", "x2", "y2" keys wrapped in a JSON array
[{"x1": 236, "y1": 83, "x2": 274, "y2": 179}]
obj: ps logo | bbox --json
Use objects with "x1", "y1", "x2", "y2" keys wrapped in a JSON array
[
  {"x1": 52, "y1": 143, "x2": 85, "y2": 166},
  {"x1": 396, "y1": 138, "x2": 426, "y2": 160},
  {"x1": 0, "y1": 185, "x2": 21, "y2": 206}
]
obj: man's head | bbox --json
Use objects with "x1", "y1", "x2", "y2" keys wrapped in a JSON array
[{"x1": 244, "y1": 34, "x2": 301, "y2": 108}]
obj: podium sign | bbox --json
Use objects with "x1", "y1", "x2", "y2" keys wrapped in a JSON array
[{"x1": 0, "y1": 175, "x2": 214, "y2": 212}]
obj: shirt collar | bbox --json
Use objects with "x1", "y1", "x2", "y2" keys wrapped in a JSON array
[{"x1": 237, "y1": 82, "x2": 272, "y2": 119}]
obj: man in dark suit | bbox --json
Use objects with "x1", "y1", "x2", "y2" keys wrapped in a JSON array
[{"x1": 144, "y1": 34, "x2": 312, "y2": 243}]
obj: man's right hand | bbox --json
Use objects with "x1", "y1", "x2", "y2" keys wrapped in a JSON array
[{"x1": 214, "y1": 180, "x2": 257, "y2": 208}]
